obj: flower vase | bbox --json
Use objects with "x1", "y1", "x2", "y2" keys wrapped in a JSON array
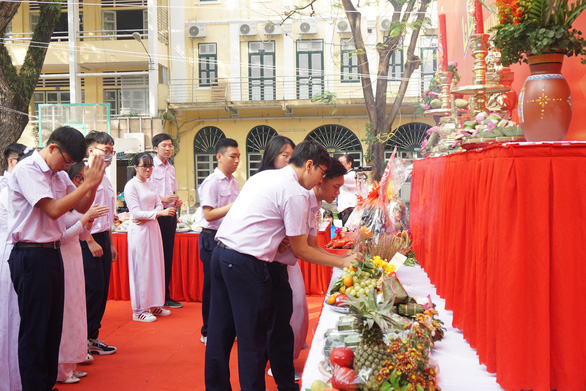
[{"x1": 518, "y1": 52, "x2": 572, "y2": 141}]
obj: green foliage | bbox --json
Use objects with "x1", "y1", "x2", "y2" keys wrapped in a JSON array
[
  {"x1": 311, "y1": 90, "x2": 338, "y2": 114},
  {"x1": 490, "y1": 0, "x2": 586, "y2": 65}
]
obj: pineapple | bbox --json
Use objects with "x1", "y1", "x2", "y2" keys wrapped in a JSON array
[{"x1": 344, "y1": 280, "x2": 399, "y2": 391}]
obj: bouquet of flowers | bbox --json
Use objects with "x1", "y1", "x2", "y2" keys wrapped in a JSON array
[{"x1": 375, "y1": 310, "x2": 444, "y2": 391}]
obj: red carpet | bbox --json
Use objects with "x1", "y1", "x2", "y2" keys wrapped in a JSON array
[{"x1": 62, "y1": 296, "x2": 325, "y2": 390}]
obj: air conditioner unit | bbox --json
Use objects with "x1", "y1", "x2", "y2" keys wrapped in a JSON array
[
  {"x1": 264, "y1": 22, "x2": 282, "y2": 35},
  {"x1": 187, "y1": 23, "x2": 206, "y2": 38},
  {"x1": 299, "y1": 19, "x2": 317, "y2": 35},
  {"x1": 240, "y1": 23, "x2": 257, "y2": 36},
  {"x1": 379, "y1": 19, "x2": 392, "y2": 32},
  {"x1": 336, "y1": 20, "x2": 350, "y2": 33}
]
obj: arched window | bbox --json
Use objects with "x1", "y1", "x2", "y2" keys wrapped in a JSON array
[
  {"x1": 193, "y1": 126, "x2": 226, "y2": 195},
  {"x1": 305, "y1": 124, "x2": 363, "y2": 165},
  {"x1": 384, "y1": 122, "x2": 431, "y2": 162},
  {"x1": 246, "y1": 125, "x2": 278, "y2": 177}
]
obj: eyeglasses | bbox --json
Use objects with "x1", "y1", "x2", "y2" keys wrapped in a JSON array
[
  {"x1": 94, "y1": 147, "x2": 116, "y2": 156},
  {"x1": 316, "y1": 165, "x2": 327, "y2": 178},
  {"x1": 137, "y1": 165, "x2": 153, "y2": 169},
  {"x1": 56, "y1": 146, "x2": 74, "y2": 166},
  {"x1": 157, "y1": 144, "x2": 174, "y2": 150},
  {"x1": 73, "y1": 174, "x2": 84, "y2": 184}
]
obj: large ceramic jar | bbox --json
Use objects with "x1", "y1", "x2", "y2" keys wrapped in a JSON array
[{"x1": 518, "y1": 52, "x2": 572, "y2": 141}]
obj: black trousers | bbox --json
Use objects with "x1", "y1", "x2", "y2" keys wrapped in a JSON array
[
  {"x1": 198, "y1": 229, "x2": 216, "y2": 337},
  {"x1": 81, "y1": 231, "x2": 112, "y2": 339},
  {"x1": 157, "y1": 215, "x2": 177, "y2": 301},
  {"x1": 266, "y1": 262, "x2": 298, "y2": 391},
  {"x1": 205, "y1": 246, "x2": 271, "y2": 391},
  {"x1": 9, "y1": 246, "x2": 64, "y2": 391}
]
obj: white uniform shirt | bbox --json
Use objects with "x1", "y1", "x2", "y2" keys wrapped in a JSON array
[
  {"x1": 273, "y1": 188, "x2": 321, "y2": 266},
  {"x1": 197, "y1": 167, "x2": 239, "y2": 230},
  {"x1": 337, "y1": 170, "x2": 358, "y2": 211},
  {"x1": 216, "y1": 166, "x2": 309, "y2": 263},
  {"x1": 8, "y1": 150, "x2": 76, "y2": 244},
  {"x1": 90, "y1": 174, "x2": 115, "y2": 234},
  {"x1": 148, "y1": 156, "x2": 178, "y2": 208}
]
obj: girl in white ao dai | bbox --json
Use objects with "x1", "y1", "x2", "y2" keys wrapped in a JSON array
[{"x1": 124, "y1": 153, "x2": 176, "y2": 322}]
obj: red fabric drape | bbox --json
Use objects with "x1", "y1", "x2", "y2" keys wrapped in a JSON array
[
  {"x1": 410, "y1": 142, "x2": 586, "y2": 391},
  {"x1": 109, "y1": 228, "x2": 336, "y2": 300}
]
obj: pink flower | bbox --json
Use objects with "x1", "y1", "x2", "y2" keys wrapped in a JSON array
[
  {"x1": 421, "y1": 139, "x2": 428, "y2": 149},
  {"x1": 422, "y1": 104, "x2": 430, "y2": 110},
  {"x1": 334, "y1": 227, "x2": 343, "y2": 234},
  {"x1": 448, "y1": 61, "x2": 458, "y2": 67},
  {"x1": 486, "y1": 121, "x2": 496, "y2": 131}
]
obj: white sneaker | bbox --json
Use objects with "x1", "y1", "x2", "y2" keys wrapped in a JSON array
[
  {"x1": 150, "y1": 307, "x2": 171, "y2": 316},
  {"x1": 79, "y1": 351, "x2": 94, "y2": 365},
  {"x1": 73, "y1": 370, "x2": 88, "y2": 378},
  {"x1": 133, "y1": 312, "x2": 157, "y2": 322},
  {"x1": 200, "y1": 335, "x2": 207, "y2": 345},
  {"x1": 59, "y1": 376, "x2": 80, "y2": 384}
]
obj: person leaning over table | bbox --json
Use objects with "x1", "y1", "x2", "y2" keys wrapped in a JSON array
[
  {"x1": 0, "y1": 143, "x2": 29, "y2": 391},
  {"x1": 204, "y1": 140, "x2": 361, "y2": 391},
  {"x1": 125, "y1": 152, "x2": 177, "y2": 323},
  {"x1": 149, "y1": 133, "x2": 184, "y2": 309},
  {"x1": 197, "y1": 137, "x2": 240, "y2": 345},
  {"x1": 266, "y1": 156, "x2": 351, "y2": 390},
  {"x1": 7, "y1": 127, "x2": 105, "y2": 391},
  {"x1": 80, "y1": 131, "x2": 118, "y2": 358}
]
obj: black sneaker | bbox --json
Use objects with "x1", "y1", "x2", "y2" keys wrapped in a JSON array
[
  {"x1": 88, "y1": 338, "x2": 117, "y2": 355},
  {"x1": 164, "y1": 299, "x2": 183, "y2": 309}
]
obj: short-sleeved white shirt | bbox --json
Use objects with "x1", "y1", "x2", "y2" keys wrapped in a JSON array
[
  {"x1": 197, "y1": 167, "x2": 239, "y2": 230},
  {"x1": 337, "y1": 170, "x2": 358, "y2": 211},
  {"x1": 8, "y1": 150, "x2": 76, "y2": 244},
  {"x1": 148, "y1": 156, "x2": 178, "y2": 208},
  {"x1": 90, "y1": 174, "x2": 115, "y2": 234},
  {"x1": 216, "y1": 165, "x2": 309, "y2": 262}
]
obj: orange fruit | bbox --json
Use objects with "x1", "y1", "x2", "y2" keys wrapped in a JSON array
[
  {"x1": 349, "y1": 265, "x2": 357, "y2": 272},
  {"x1": 327, "y1": 294, "x2": 338, "y2": 305},
  {"x1": 343, "y1": 275, "x2": 353, "y2": 287},
  {"x1": 339, "y1": 286, "x2": 347, "y2": 294}
]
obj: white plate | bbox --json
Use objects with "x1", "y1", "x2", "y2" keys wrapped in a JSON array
[
  {"x1": 324, "y1": 297, "x2": 350, "y2": 313},
  {"x1": 176, "y1": 228, "x2": 192, "y2": 233}
]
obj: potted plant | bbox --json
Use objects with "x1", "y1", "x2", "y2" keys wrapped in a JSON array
[
  {"x1": 489, "y1": 0, "x2": 586, "y2": 141},
  {"x1": 490, "y1": 0, "x2": 586, "y2": 66}
]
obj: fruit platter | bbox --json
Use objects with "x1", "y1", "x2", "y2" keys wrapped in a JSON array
[{"x1": 307, "y1": 251, "x2": 444, "y2": 391}]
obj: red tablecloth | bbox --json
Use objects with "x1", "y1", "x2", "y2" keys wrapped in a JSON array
[
  {"x1": 109, "y1": 227, "x2": 336, "y2": 300},
  {"x1": 410, "y1": 142, "x2": 586, "y2": 391}
]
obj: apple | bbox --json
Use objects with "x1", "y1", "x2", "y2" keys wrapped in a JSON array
[
  {"x1": 330, "y1": 347, "x2": 354, "y2": 368},
  {"x1": 331, "y1": 366, "x2": 359, "y2": 391},
  {"x1": 334, "y1": 294, "x2": 349, "y2": 307}
]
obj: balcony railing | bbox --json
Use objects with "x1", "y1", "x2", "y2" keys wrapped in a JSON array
[{"x1": 167, "y1": 75, "x2": 426, "y2": 105}]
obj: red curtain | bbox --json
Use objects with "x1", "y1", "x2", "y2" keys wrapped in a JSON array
[
  {"x1": 410, "y1": 143, "x2": 586, "y2": 391},
  {"x1": 109, "y1": 229, "x2": 336, "y2": 301}
]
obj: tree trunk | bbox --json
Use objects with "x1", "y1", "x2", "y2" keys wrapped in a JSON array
[{"x1": 0, "y1": 1, "x2": 61, "y2": 171}]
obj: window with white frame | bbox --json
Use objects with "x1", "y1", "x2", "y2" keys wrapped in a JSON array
[
  {"x1": 340, "y1": 38, "x2": 359, "y2": 83},
  {"x1": 199, "y1": 43, "x2": 217, "y2": 87},
  {"x1": 102, "y1": 9, "x2": 146, "y2": 40},
  {"x1": 419, "y1": 35, "x2": 437, "y2": 93}
]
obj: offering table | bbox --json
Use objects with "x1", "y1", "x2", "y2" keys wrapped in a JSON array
[{"x1": 410, "y1": 142, "x2": 586, "y2": 391}]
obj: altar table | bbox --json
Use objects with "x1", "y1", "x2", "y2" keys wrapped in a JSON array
[
  {"x1": 109, "y1": 227, "x2": 335, "y2": 301},
  {"x1": 301, "y1": 265, "x2": 503, "y2": 391},
  {"x1": 410, "y1": 142, "x2": 586, "y2": 391}
]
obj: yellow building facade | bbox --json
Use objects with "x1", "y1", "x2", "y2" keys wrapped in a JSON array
[{"x1": 5, "y1": 0, "x2": 437, "y2": 208}]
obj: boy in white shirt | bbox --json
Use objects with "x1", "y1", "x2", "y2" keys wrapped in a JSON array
[
  {"x1": 197, "y1": 138, "x2": 240, "y2": 344},
  {"x1": 81, "y1": 131, "x2": 118, "y2": 357},
  {"x1": 149, "y1": 133, "x2": 183, "y2": 309},
  {"x1": 8, "y1": 127, "x2": 105, "y2": 391}
]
